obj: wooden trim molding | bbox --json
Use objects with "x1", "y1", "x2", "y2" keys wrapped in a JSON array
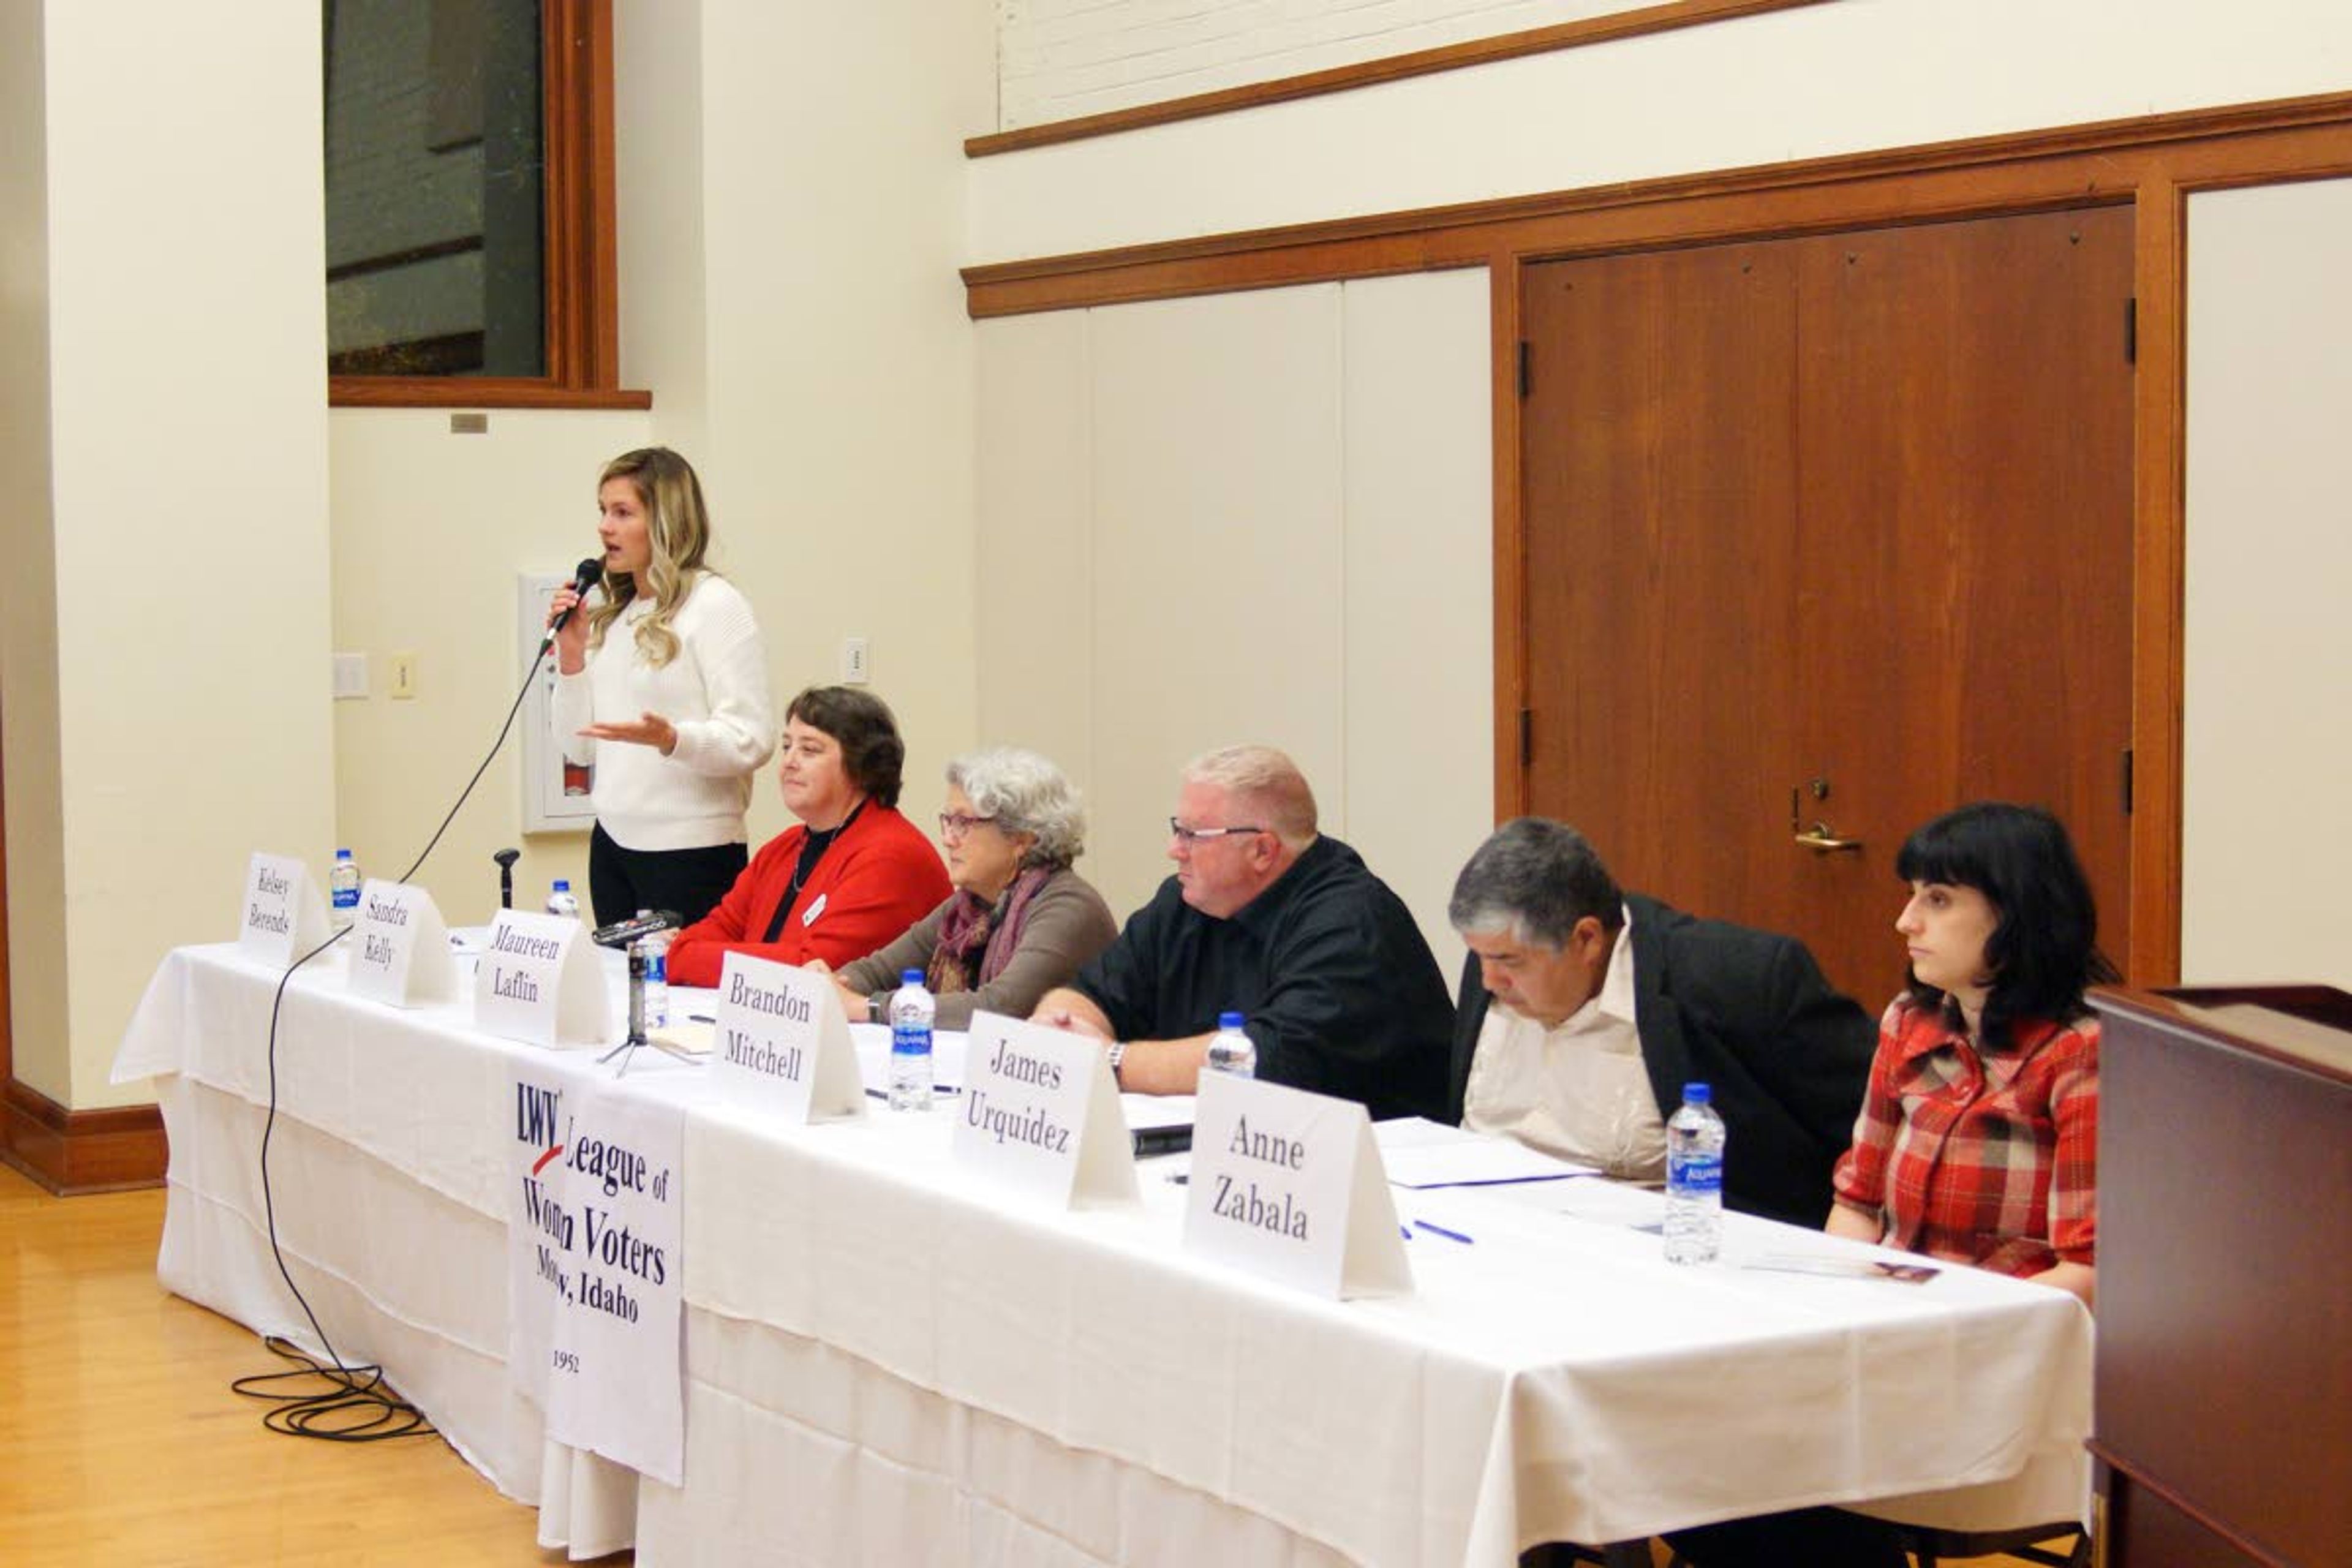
[
  {"x1": 964, "y1": 91, "x2": 2352, "y2": 318},
  {"x1": 964, "y1": 89, "x2": 2352, "y2": 988},
  {"x1": 2, "y1": 1079, "x2": 166, "y2": 1195},
  {"x1": 968, "y1": 0, "x2": 1829, "y2": 157}
]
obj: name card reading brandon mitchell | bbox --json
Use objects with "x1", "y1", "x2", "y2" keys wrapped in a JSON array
[
  {"x1": 1210, "y1": 1116, "x2": 1311, "y2": 1240},
  {"x1": 964, "y1": 1035, "x2": 1072, "y2": 1152},
  {"x1": 721, "y1": 970, "x2": 813, "y2": 1077}
]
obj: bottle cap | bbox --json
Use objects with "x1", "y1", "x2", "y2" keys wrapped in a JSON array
[
  {"x1": 1218, "y1": 1011, "x2": 1245, "y2": 1029},
  {"x1": 335, "y1": 848, "x2": 353, "y2": 859},
  {"x1": 552, "y1": 878, "x2": 570, "y2": 891},
  {"x1": 901, "y1": 968, "x2": 924, "y2": 984},
  {"x1": 1683, "y1": 1082, "x2": 1712, "y2": 1104}
]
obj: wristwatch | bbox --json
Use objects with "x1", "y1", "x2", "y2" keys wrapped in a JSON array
[
  {"x1": 867, "y1": 995, "x2": 886, "y2": 1024},
  {"x1": 1106, "y1": 1039, "x2": 1127, "y2": 1087}
]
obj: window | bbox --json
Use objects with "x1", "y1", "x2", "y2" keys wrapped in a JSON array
[{"x1": 324, "y1": 0, "x2": 643, "y2": 407}]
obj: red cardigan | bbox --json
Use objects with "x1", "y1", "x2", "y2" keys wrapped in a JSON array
[{"x1": 666, "y1": 804, "x2": 949, "y2": 989}]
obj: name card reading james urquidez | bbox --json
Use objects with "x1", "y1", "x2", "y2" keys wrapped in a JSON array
[
  {"x1": 472, "y1": 908, "x2": 611, "y2": 1047},
  {"x1": 1182, "y1": 1074, "x2": 1411, "y2": 1300},
  {"x1": 952, "y1": 1011, "x2": 1138, "y2": 1207},
  {"x1": 708, "y1": 951, "x2": 865, "y2": 1123},
  {"x1": 238, "y1": 850, "x2": 330, "y2": 965},
  {"x1": 345, "y1": 878, "x2": 456, "y2": 1008}
]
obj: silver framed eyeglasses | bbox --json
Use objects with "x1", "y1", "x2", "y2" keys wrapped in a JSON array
[
  {"x1": 939, "y1": 812, "x2": 997, "y2": 837},
  {"x1": 1169, "y1": 818, "x2": 1265, "y2": 844}
]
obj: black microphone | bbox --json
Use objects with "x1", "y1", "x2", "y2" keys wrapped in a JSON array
[
  {"x1": 592, "y1": 910, "x2": 682, "y2": 948},
  {"x1": 541, "y1": 556, "x2": 603, "y2": 650}
]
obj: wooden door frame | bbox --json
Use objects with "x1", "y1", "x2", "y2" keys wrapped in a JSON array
[{"x1": 967, "y1": 91, "x2": 2352, "y2": 985}]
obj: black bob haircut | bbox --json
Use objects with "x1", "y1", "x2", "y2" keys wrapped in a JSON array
[{"x1": 1896, "y1": 801, "x2": 2118, "y2": 1047}]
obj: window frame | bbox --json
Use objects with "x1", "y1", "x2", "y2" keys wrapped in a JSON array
[{"x1": 328, "y1": 0, "x2": 647, "y2": 409}]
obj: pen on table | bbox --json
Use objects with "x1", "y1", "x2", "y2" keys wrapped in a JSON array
[
  {"x1": 688, "y1": 1012, "x2": 716, "y2": 1023},
  {"x1": 1411, "y1": 1219, "x2": 1474, "y2": 1245}
]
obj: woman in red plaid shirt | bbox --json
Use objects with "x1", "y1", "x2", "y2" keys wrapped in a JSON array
[
  {"x1": 1825, "y1": 801, "x2": 2119, "y2": 1310},
  {"x1": 1668, "y1": 804, "x2": 2117, "y2": 1568}
]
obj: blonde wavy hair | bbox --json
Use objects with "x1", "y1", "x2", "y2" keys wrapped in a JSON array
[{"x1": 587, "y1": 447, "x2": 714, "y2": 669}]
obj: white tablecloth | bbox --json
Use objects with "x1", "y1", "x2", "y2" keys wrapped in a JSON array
[{"x1": 115, "y1": 943, "x2": 2092, "y2": 1566}]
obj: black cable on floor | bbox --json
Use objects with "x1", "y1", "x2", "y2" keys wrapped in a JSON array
[{"x1": 233, "y1": 643, "x2": 550, "y2": 1441}]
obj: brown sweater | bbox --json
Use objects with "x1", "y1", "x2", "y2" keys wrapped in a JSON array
[{"x1": 834, "y1": 866, "x2": 1119, "y2": 1030}]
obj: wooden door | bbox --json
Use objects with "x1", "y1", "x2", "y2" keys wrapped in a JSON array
[{"x1": 1521, "y1": 206, "x2": 2135, "y2": 1006}]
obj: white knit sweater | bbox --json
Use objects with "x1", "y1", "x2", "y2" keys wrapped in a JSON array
[{"x1": 552, "y1": 572, "x2": 775, "y2": 851}]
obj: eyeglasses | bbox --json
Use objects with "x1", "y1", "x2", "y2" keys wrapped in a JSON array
[
  {"x1": 1169, "y1": 818, "x2": 1265, "y2": 845},
  {"x1": 939, "y1": 812, "x2": 997, "y2": 837}
]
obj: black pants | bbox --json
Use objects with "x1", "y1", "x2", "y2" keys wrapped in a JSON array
[
  {"x1": 1663, "y1": 1507, "x2": 1907, "y2": 1568},
  {"x1": 587, "y1": 823, "x2": 748, "y2": 929}
]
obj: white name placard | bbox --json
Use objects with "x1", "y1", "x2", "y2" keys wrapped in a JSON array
[
  {"x1": 952, "y1": 1011, "x2": 1137, "y2": 1208},
  {"x1": 707, "y1": 952, "x2": 865, "y2": 1123},
  {"x1": 237, "y1": 851, "x2": 329, "y2": 964},
  {"x1": 1183, "y1": 1074, "x2": 1411, "y2": 1300},
  {"x1": 345, "y1": 879, "x2": 456, "y2": 1008},
  {"x1": 473, "y1": 908, "x2": 611, "y2": 1047}
]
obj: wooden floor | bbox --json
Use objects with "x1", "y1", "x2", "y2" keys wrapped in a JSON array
[
  {"x1": 0, "y1": 1159, "x2": 608, "y2": 1567},
  {"x1": 1, "y1": 1158, "x2": 2067, "y2": 1567}
]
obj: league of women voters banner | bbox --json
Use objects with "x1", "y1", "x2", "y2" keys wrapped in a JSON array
[{"x1": 507, "y1": 1060, "x2": 686, "y2": 1485}]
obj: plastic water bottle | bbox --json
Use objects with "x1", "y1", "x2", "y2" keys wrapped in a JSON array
[
  {"x1": 1205, "y1": 1010, "x2": 1256, "y2": 1079},
  {"x1": 328, "y1": 848, "x2": 362, "y2": 932},
  {"x1": 545, "y1": 879, "x2": 579, "y2": 919},
  {"x1": 633, "y1": 909, "x2": 669, "y2": 1028},
  {"x1": 888, "y1": 968, "x2": 934, "y2": 1110},
  {"x1": 1664, "y1": 1082, "x2": 1728, "y2": 1265}
]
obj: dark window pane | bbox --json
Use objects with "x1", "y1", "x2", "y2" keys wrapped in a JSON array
[{"x1": 324, "y1": 0, "x2": 544, "y2": 378}]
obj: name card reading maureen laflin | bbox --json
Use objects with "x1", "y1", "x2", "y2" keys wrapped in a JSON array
[
  {"x1": 238, "y1": 851, "x2": 328, "y2": 965},
  {"x1": 472, "y1": 908, "x2": 611, "y2": 1047},
  {"x1": 1182, "y1": 1074, "x2": 1411, "y2": 1299},
  {"x1": 709, "y1": 951, "x2": 865, "y2": 1123},
  {"x1": 345, "y1": 879, "x2": 456, "y2": 1008},
  {"x1": 952, "y1": 1011, "x2": 1138, "y2": 1207},
  {"x1": 507, "y1": 1063, "x2": 685, "y2": 1485}
]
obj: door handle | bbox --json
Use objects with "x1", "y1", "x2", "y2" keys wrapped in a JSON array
[{"x1": 1794, "y1": 821, "x2": 1863, "y2": 853}]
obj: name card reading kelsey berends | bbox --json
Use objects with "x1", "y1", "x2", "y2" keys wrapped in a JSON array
[
  {"x1": 473, "y1": 908, "x2": 611, "y2": 1047},
  {"x1": 1183, "y1": 1074, "x2": 1412, "y2": 1300},
  {"x1": 952, "y1": 1011, "x2": 1139, "y2": 1208},
  {"x1": 707, "y1": 951, "x2": 865, "y2": 1123},
  {"x1": 237, "y1": 851, "x2": 330, "y2": 965},
  {"x1": 345, "y1": 878, "x2": 456, "y2": 1008}
]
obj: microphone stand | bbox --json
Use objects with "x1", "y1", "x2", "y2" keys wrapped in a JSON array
[
  {"x1": 589, "y1": 911, "x2": 681, "y2": 1076},
  {"x1": 492, "y1": 848, "x2": 520, "y2": 910}
]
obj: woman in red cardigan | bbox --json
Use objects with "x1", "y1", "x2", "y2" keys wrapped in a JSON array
[{"x1": 666, "y1": 686, "x2": 949, "y2": 989}]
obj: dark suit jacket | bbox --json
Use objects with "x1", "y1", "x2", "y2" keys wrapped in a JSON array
[{"x1": 1449, "y1": 892, "x2": 1875, "y2": 1227}]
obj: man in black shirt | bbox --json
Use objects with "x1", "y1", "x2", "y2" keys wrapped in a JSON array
[{"x1": 1032, "y1": 745, "x2": 1452, "y2": 1121}]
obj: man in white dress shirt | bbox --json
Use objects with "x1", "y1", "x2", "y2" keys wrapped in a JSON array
[{"x1": 1446, "y1": 817, "x2": 1874, "y2": 1226}]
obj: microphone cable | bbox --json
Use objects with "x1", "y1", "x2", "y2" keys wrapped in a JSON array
[{"x1": 233, "y1": 638, "x2": 555, "y2": 1441}]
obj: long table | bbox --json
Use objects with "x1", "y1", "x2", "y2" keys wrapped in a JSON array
[{"x1": 115, "y1": 943, "x2": 2092, "y2": 1565}]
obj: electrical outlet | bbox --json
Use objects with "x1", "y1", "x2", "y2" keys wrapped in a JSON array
[
  {"x1": 841, "y1": 637, "x2": 870, "y2": 684},
  {"x1": 390, "y1": 652, "x2": 419, "y2": 699}
]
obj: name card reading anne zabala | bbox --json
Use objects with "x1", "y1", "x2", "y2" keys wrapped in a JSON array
[
  {"x1": 237, "y1": 851, "x2": 330, "y2": 965},
  {"x1": 951, "y1": 1011, "x2": 1138, "y2": 1207},
  {"x1": 1182, "y1": 1074, "x2": 1412, "y2": 1300},
  {"x1": 472, "y1": 909, "x2": 611, "y2": 1047},
  {"x1": 345, "y1": 879, "x2": 456, "y2": 1008},
  {"x1": 707, "y1": 952, "x2": 865, "y2": 1123}
]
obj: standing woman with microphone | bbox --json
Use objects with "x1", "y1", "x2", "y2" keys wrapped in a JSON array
[{"x1": 547, "y1": 447, "x2": 775, "y2": 926}]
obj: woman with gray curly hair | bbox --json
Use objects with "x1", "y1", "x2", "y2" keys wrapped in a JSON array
[{"x1": 814, "y1": 747, "x2": 1118, "y2": 1030}]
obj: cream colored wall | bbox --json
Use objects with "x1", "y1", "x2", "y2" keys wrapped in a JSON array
[
  {"x1": 326, "y1": 410, "x2": 651, "y2": 924},
  {"x1": 2182, "y1": 179, "x2": 2352, "y2": 990},
  {"x1": 9, "y1": 3, "x2": 336, "y2": 1107},
  {"x1": 970, "y1": 0, "x2": 2352, "y2": 263},
  {"x1": 0, "y1": 0, "x2": 66, "y2": 1101},
  {"x1": 974, "y1": 273, "x2": 1492, "y2": 970}
]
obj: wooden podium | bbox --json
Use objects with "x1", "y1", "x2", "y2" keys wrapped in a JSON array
[{"x1": 2087, "y1": 984, "x2": 2352, "y2": 1567}]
